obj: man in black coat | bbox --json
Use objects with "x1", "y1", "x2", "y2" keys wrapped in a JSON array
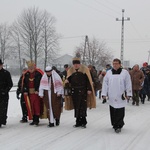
[
  {"x1": 0, "y1": 59, "x2": 13, "y2": 127},
  {"x1": 16, "y1": 68, "x2": 28, "y2": 123}
]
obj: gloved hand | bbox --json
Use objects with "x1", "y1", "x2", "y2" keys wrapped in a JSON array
[
  {"x1": 16, "y1": 93, "x2": 20, "y2": 99},
  {"x1": 16, "y1": 89, "x2": 20, "y2": 100}
]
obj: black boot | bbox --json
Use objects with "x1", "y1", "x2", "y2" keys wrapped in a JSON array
[
  {"x1": 29, "y1": 115, "x2": 35, "y2": 125},
  {"x1": 114, "y1": 128, "x2": 121, "y2": 133},
  {"x1": 73, "y1": 117, "x2": 82, "y2": 128},
  {"x1": 81, "y1": 117, "x2": 87, "y2": 129},
  {"x1": 56, "y1": 119, "x2": 60, "y2": 126},
  {"x1": 102, "y1": 99, "x2": 106, "y2": 104},
  {"x1": 20, "y1": 116, "x2": 28, "y2": 123},
  {"x1": 48, "y1": 122, "x2": 54, "y2": 127},
  {"x1": 34, "y1": 115, "x2": 39, "y2": 126}
]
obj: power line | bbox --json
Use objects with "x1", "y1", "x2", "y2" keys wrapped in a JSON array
[
  {"x1": 60, "y1": 35, "x2": 85, "y2": 39},
  {"x1": 129, "y1": 21, "x2": 143, "y2": 39},
  {"x1": 102, "y1": 0, "x2": 122, "y2": 10},
  {"x1": 94, "y1": 0, "x2": 120, "y2": 15},
  {"x1": 74, "y1": 0, "x2": 116, "y2": 19}
]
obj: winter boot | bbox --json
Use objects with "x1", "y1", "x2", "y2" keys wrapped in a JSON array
[
  {"x1": 47, "y1": 122, "x2": 54, "y2": 127},
  {"x1": 102, "y1": 99, "x2": 106, "y2": 104},
  {"x1": 73, "y1": 117, "x2": 82, "y2": 128},
  {"x1": 29, "y1": 115, "x2": 35, "y2": 125},
  {"x1": 115, "y1": 128, "x2": 121, "y2": 133},
  {"x1": 34, "y1": 115, "x2": 39, "y2": 126},
  {"x1": 20, "y1": 116, "x2": 28, "y2": 123},
  {"x1": 56, "y1": 119, "x2": 60, "y2": 126}
]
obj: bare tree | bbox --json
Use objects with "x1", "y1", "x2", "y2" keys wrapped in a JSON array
[
  {"x1": 75, "y1": 37, "x2": 113, "y2": 70},
  {"x1": 41, "y1": 10, "x2": 59, "y2": 69},
  {"x1": 11, "y1": 7, "x2": 59, "y2": 69},
  {"x1": 14, "y1": 7, "x2": 44, "y2": 65},
  {"x1": 10, "y1": 23, "x2": 23, "y2": 74},
  {"x1": 0, "y1": 23, "x2": 11, "y2": 63}
]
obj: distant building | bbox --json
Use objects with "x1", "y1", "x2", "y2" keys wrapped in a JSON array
[{"x1": 52, "y1": 54, "x2": 73, "y2": 71}]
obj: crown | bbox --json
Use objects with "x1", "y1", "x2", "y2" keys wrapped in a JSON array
[{"x1": 26, "y1": 61, "x2": 35, "y2": 68}]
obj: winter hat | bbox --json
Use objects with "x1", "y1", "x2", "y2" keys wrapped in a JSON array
[
  {"x1": 45, "y1": 66, "x2": 52, "y2": 72},
  {"x1": 72, "y1": 53, "x2": 81, "y2": 64},
  {"x1": 0, "y1": 59, "x2": 3, "y2": 65},
  {"x1": 143, "y1": 62, "x2": 148, "y2": 67},
  {"x1": 64, "y1": 64, "x2": 68, "y2": 68}
]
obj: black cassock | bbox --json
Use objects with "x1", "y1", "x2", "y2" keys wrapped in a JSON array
[{"x1": 0, "y1": 68, "x2": 13, "y2": 126}]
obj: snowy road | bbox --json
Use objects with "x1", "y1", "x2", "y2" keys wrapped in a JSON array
[{"x1": 1, "y1": 90, "x2": 150, "y2": 150}]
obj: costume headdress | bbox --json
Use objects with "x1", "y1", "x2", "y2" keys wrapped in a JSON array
[{"x1": 26, "y1": 60, "x2": 35, "y2": 68}]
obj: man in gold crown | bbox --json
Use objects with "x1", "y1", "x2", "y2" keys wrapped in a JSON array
[
  {"x1": 22, "y1": 60, "x2": 44, "y2": 126},
  {"x1": 64, "y1": 54, "x2": 96, "y2": 128}
]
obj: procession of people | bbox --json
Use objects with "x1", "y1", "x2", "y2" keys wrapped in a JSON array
[{"x1": 1, "y1": 56, "x2": 150, "y2": 134}]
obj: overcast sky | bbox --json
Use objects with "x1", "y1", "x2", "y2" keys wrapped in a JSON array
[{"x1": 1, "y1": 0, "x2": 150, "y2": 66}]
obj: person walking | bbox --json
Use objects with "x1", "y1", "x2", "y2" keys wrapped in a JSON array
[
  {"x1": 16, "y1": 68, "x2": 28, "y2": 123},
  {"x1": 39, "y1": 66, "x2": 64, "y2": 127},
  {"x1": 101, "y1": 58, "x2": 132, "y2": 133},
  {"x1": 130, "y1": 64, "x2": 144, "y2": 106},
  {"x1": 0, "y1": 59, "x2": 13, "y2": 127},
  {"x1": 64, "y1": 55, "x2": 96, "y2": 128},
  {"x1": 22, "y1": 61, "x2": 43, "y2": 126}
]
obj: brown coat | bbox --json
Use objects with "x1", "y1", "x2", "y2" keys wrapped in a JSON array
[
  {"x1": 64, "y1": 64, "x2": 96, "y2": 110},
  {"x1": 130, "y1": 70, "x2": 144, "y2": 90},
  {"x1": 43, "y1": 78, "x2": 62, "y2": 120}
]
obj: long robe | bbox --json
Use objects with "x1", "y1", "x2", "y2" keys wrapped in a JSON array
[{"x1": 39, "y1": 72, "x2": 64, "y2": 123}]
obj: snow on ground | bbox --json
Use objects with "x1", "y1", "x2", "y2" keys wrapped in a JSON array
[{"x1": 1, "y1": 76, "x2": 150, "y2": 150}]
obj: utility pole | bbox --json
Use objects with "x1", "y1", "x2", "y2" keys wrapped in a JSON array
[
  {"x1": 83, "y1": 35, "x2": 89, "y2": 65},
  {"x1": 116, "y1": 9, "x2": 130, "y2": 66}
]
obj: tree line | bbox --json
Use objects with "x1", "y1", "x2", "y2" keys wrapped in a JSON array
[{"x1": 0, "y1": 7, "x2": 113, "y2": 74}]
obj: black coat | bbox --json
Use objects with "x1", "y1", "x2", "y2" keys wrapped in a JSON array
[
  {"x1": 0, "y1": 68, "x2": 13, "y2": 97},
  {"x1": 0, "y1": 68, "x2": 13, "y2": 125}
]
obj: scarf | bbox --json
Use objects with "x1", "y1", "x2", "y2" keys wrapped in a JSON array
[{"x1": 39, "y1": 70, "x2": 64, "y2": 95}]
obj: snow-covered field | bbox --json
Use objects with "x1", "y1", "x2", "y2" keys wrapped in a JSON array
[{"x1": 1, "y1": 76, "x2": 150, "y2": 150}]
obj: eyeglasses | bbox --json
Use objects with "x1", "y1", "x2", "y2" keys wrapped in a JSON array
[{"x1": 113, "y1": 63, "x2": 120, "y2": 65}]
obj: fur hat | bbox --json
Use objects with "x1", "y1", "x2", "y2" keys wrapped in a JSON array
[
  {"x1": 0, "y1": 59, "x2": 3, "y2": 65},
  {"x1": 72, "y1": 53, "x2": 81, "y2": 64}
]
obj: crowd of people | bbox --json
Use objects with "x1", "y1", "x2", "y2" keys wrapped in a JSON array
[{"x1": 0, "y1": 56, "x2": 150, "y2": 134}]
